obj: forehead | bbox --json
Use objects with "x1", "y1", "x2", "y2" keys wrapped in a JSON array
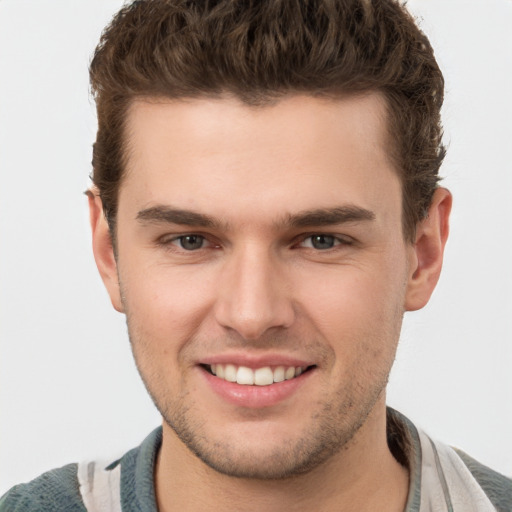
[{"x1": 119, "y1": 93, "x2": 401, "y2": 229}]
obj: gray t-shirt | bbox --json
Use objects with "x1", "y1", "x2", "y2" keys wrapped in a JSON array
[{"x1": 1, "y1": 409, "x2": 511, "y2": 511}]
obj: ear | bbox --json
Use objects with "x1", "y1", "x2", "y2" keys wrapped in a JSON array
[
  {"x1": 405, "y1": 187, "x2": 452, "y2": 311},
  {"x1": 87, "y1": 188, "x2": 124, "y2": 313}
]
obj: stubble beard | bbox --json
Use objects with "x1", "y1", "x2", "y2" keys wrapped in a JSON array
[
  {"x1": 156, "y1": 383, "x2": 388, "y2": 480},
  {"x1": 120, "y1": 278, "x2": 400, "y2": 481},
  {"x1": 129, "y1": 333, "x2": 391, "y2": 481}
]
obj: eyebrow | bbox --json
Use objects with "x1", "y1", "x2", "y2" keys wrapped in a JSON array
[
  {"x1": 136, "y1": 205, "x2": 375, "y2": 229},
  {"x1": 137, "y1": 207, "x2": 219, "y2": 228},
  {"x1": 285, "y1": 206, "x2": 375, "y2": 228}
]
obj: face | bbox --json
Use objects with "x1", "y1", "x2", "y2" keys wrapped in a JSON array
[{"x1": 97, "y1": 94, "x2": 421, "y2": 479}]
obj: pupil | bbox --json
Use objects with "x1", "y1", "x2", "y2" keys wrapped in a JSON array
[
  {"x1": 312, "y1": 235, "x2": 334, "y2": 249},
  {"x1": 181, "y1": 235, "x2": 203, "y2": 250}
]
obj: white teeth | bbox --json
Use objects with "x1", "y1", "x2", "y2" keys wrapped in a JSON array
[
  {"x1": 273, "y1": 366, "x2": 285, "y2": 383},
  {"x1": 209, "y1": 364, "x2": 308, "y2": 386},
  {"x1": 225, "y1": 364, "x2": 237, "y2": 382},
  {"x1": 254, "y1": 367, "x2": 274, "y2": 386},
  {"x1": 285, "y1": 366, "x2": 295, "y2": 380},
  {"x1": 236, "y1": 366, "x2": 254, "y2": 385}
]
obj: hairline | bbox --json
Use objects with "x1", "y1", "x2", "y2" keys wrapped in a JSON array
[{"x1": 104, "y1": 89, "x2": 421, "y2": 246}]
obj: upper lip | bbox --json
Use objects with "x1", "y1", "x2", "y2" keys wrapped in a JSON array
[{"x1": 198, "y1": 353, "x2": 315, "y2": 369}]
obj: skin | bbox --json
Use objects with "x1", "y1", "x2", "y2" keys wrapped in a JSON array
[{"x1": 90, "y1": 93, "x2": 451, "y2": 511}]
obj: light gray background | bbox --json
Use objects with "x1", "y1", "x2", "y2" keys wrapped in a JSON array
[{"x1": 1, "y1": 0, "x2": 511, "y2": 493}]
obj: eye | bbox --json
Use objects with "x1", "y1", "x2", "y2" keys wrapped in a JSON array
[
  {"x1": 173, "y1": 234, "x2": 206, "y2": 251},
  {"x1": 299, "y1": 234, "x2": 348, "y2": 250}
]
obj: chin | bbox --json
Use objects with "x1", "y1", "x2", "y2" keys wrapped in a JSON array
[
  {"x1": 176, "y1": 431, "x2": 339, "y2": 480},
  {"x1": 161, "y1": 403, "x2": 370, "y2": 480}
]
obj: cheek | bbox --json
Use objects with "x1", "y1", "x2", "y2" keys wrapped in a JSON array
[
  {"x1": 119, "y1": 259, "x2": 217, "y2": 347},
  {"x1": 295, "y1": 259, "x2": 407, "y2": 358},
  {"x1": 120, "y1": 264, "x2": 217, "y2": 398}
]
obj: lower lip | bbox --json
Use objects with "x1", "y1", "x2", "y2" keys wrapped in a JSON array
[{"x1": 201, "y1": 367, "x2": 314, "y2": 408}]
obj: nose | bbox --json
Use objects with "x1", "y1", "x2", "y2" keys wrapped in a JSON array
[{"x1": 214, "y1": 245, "x2": 295, "y2": 340}]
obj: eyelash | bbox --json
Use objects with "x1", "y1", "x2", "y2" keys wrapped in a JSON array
[
  {"x1": 296, "y1": 233, "x2": 353, "y2": 250},
  {"x1": 158, "y1": 234, "x2": 218, "y2": 252},
  {"x1": 158, "y1": 233, "x2": 353, "y2": 253}
]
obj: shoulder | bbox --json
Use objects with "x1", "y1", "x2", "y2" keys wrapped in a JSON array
[
  {"x1": 0, "y1": 428, "x2": 162, "y2": 512},
  {"x1": 454, "y1": 448, "x2": 512, "y2": 512},
  {"x1": 387, "y1": 408, "x2": 512, "y2": 511},
  {"x1": 0, "y1": 463, "x2": 86, "y2": 512}
]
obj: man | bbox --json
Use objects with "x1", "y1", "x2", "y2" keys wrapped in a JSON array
[{"x1": 1, "y1": 0, "x2": 510, "y2": 510}]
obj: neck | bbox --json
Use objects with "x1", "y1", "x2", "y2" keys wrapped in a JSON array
[{"x1": 155, "y1": 400, "x2": 409, "y2": 512}]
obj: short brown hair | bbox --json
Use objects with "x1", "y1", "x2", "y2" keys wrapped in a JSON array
[{"x1": 90, "y1": 0, "x2": 445, "y2": 242}]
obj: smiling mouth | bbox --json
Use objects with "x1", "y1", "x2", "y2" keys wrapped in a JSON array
[{"x1": 203, "y1": 364, "x2": 314, "y2": 386}]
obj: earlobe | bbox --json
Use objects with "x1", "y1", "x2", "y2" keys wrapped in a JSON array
[
  {"x1": 405, "y1": 188, "x2": 452, "y2": 311},
  {"x1": 87, "y1": 188, "x2": 124, "y2": 313}
]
